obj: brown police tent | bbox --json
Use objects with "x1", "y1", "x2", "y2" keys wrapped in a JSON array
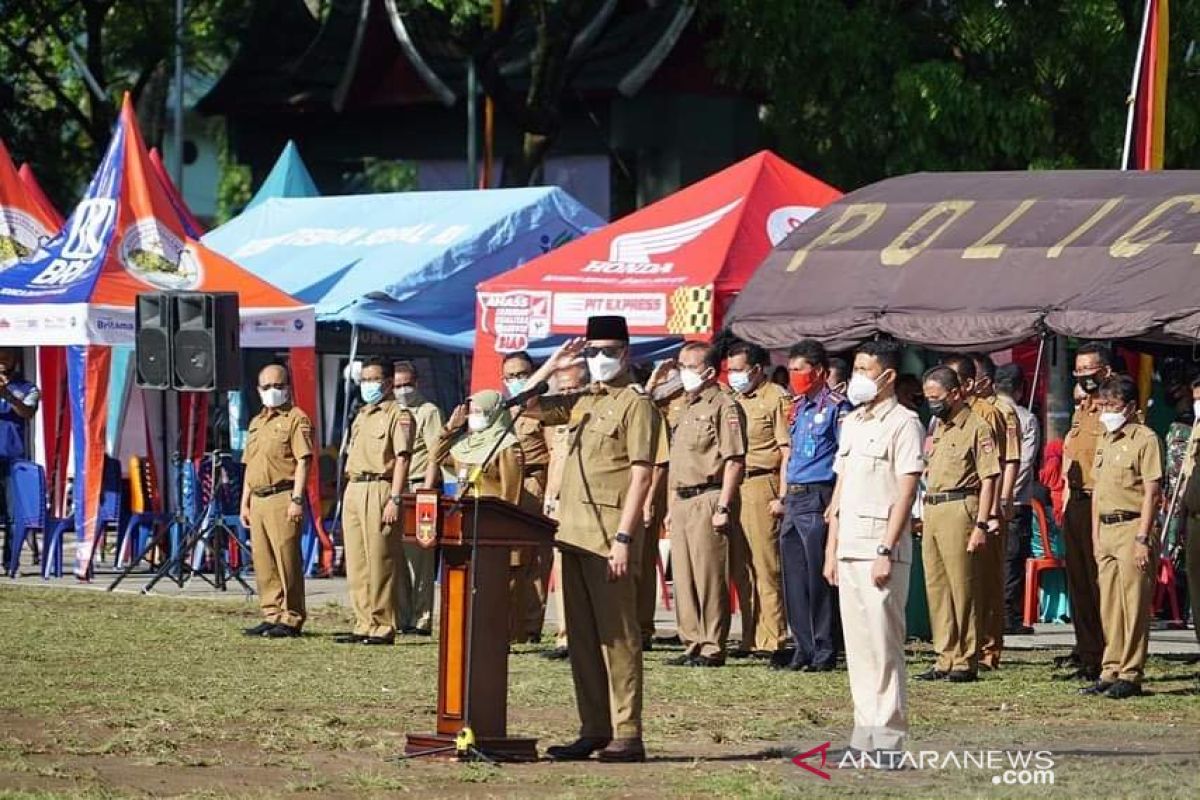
[{"x1": 726, "y1": 171, "x2": 1200, "y2": 350}]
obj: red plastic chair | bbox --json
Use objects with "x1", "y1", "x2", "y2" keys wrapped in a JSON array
[
  {"x1": 1152, "y1": 552, "x2": 1183, "y2": 626},
  {"x1": 1023, "y1": 499, "x2": 1066, "y2": 626}
]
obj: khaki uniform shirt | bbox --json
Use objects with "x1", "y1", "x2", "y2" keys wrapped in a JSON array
[
  {"x1": 514, "y1": 414, "x2": 551, "y2": 469},
  {"x1": 658, "y1": 392, "x2": 688, "y2": 438},
  {"x1": 669, "y1": 384, "x2": 748, "y2": 490},
  {"x1": 242, "y1": 405, "x2": 313, "y2": 490},
  {"x1": 926, "y1": 406, "x2": 1001, "y2": 492},
  {"x1": 432, "y1": 431, "x2": 525, "y2": 505},
  {"x1": 540, "y1": 375, "x2": 662, "y2": 558},
  {"x1": 971, "y1": 395, "x2": 1015, "y2": 464},
  {"x1": 404, "y1": 397, "x2": 444, "y2": 482},
  {"x1": 1063, "y1": 401, "x2": 1105, "y2": 490},
  {"x1": 345, "y1": 400, "x2": 414, "y2": 476},
  {"x1": 544, "y1": 422, "x2": 572, "y2": 515},
  {"x1": 733, "y1": 381, "x2": 791, "y2": 473},
  {"x1": 1093, "y1": 423, "x2": 1163, "y2": 518},
  {"x1": 990, "y1": 394, "x2": 1022, "y2": 465},
  {"x1": 834, "y1": 397, "x2": 925, "y2": 562}
]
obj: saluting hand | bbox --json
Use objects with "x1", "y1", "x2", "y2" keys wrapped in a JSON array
[
  {"x1": 549, "y1": 338, "x2": 587, "y2": 372},
  {"x1": 447, "y1": 404, "x2": 468, "y2": 431},
  {"x1": 608, "y1": 540, "x2": 629, "y2": 581}
]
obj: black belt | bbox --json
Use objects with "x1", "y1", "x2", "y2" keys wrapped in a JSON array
[
  {"x1": 1099, "y1": 510, "x2": 1140, "y2": 525},
  {"x1": 676, "y1": 483, "x2": 721, "y2": 499},
  {"x1": 787, "y1": 482, "x2": 832, "y2": 495},
  {"x1": 925, "y1": 489, "x2": 978, "y2": 506},
  {"x1": 251, "y1": 481, "x2": 293, "y2": 498},
  {"x1": 746, "y1": 468, "x2": 776, "y2": 479},
  {"x1": 348, "y1": 473, "x2": 389, "y2": 483},
  {"x1": 1068, "y1": 488, "x2": 1093, "y2": 498}
]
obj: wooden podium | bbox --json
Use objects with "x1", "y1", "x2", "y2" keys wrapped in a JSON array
[{"x1": 401, "y1": 491, "x2": 556, "y2": 761}]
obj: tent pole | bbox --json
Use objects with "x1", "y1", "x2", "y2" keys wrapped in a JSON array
[
  {"x1": 1028, "y1": 333, "x2": 1047, "y2": 413},
  {"x1": 1121, "y1": 0, "x2": 1154, "y2": 170},
  {"x1": 332, "y1": 323, "x2": 360, "y2": 537}
]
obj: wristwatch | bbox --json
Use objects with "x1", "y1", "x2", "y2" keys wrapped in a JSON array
[
  {"x1": 614, "y1": 532, "x2": 633, "y2": 545},
  {"x1": 975, "y1": 521, "x2": 989, "y2": 533},
  {"x1": 716, "y1": 504, "x2": 730, "y2": 515},
  {"x1": 390, "y1": 494, "x2": 404, "y2": 507},
  {"x1": 289, "y1": 495, "x2": 303, "y2": 505},
  {"x1": 876, "y1": 544, "x2": 893, "y2": 557}
]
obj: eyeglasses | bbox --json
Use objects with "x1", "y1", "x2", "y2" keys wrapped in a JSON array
[
  {"x1": 259, "y1": 383, "x2": 287, "y2": 390},
  {"x1": 504, "y1": 371, "x2": 532, "y2": 380},
  {"x1": 582, "y1": 346, "x2": 625, "y2": 359}
]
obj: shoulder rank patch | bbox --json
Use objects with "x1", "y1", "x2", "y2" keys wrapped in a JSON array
[{"x1": 981, "y1": 435, "x2": 995, "y2": 454}]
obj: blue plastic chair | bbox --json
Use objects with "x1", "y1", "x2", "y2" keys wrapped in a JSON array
[
  {"x1": 48, "y1": 456, "x2": 123, "y2": 578},
  {"x1": 4, "y1": 460, "x2": 72, "y2": 578}
]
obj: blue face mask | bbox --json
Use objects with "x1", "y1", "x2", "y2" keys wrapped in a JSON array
[
  {"x1": 728, "y1": 370, "x2": 753, "y2": 394},
  {"x1": 360, "y1": 381, "x2": 384, "y2": 404},
  {"x1": 505, "y1": 378, "x2": 527, "y2": 397}
]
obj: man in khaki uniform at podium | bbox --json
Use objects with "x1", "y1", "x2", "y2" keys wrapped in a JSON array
[
  {"x1": 336, "y1": 359, "x2": 414, "y2": 646},
  {"x1": 527, "y1": 315, "x2": 661, "y2": 763},
  {"x1": 392, "y1": 361, "x2": 443, "y2": 636},
  {"x1": 240, "y1": 363, "x2": 313, "y2": 639}
]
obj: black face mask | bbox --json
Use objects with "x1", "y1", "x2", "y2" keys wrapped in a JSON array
[
  {"x1": 928, "y1": 399, "x2": 953, "y2": 421},
  {"x1": 1076, "y1": 374, "x2": 1101, "y2": 395}
]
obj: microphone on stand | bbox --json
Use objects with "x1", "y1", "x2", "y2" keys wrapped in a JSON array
[{"x1": 501, "y1": 380, "x2": 551, "y2": 409}]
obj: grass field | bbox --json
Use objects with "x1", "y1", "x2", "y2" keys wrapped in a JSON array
[{"x1": 0, "y1": 585, "x2": 1198, "y2": 799}]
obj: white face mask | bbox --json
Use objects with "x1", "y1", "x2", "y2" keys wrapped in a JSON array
[
  {"x1": 393, "y1": 386, "x2": 416, "y2": 405},
  {"x1": 259, "y1": 387, "x2": 288, "y2": 408},
  {"x1": 587, "y1": 353, "x2": 623, "y2": 383},
  {"x1": 680, "y1": 368, "x2": 705, "y2": 393},
  {"x1": 1194, "y1": 400, "x2": 1200, "y2": 421},
  {"x1": 846, "y1": 372, "x2": 880, "y2": 406},
  {"x1": 728, "y1": 370, "x2": 753, "y2": 394},
  {"x1": 1099, "y1": 410, "x2": 1127, "y2": 433},
  {"x1": 467, "y1": 413, "x2": 489, "y2": 432}
]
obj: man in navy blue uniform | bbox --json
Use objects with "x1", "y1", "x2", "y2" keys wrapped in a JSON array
[
  {"x1": 0, "y1": 349, "x2": 40, "y2": 563},
  {"x1": 775, "y1": 340, "x2": 851, "y2": 672}
]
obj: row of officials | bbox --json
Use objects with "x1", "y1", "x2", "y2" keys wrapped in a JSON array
[{"x1": 235, "y1": 319, "x2": 1193, "y2": 762}]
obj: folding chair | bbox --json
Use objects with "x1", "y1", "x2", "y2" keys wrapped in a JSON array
[
  {"x1": 3, "y1": 461, "x2": 72, "y2": 578},
  {"x1": 1023, "y1": 499, "x2": 1066, "y2": 626},
  {"x1": 114, "y1": 456, "x2": 169, "y2": 568}
]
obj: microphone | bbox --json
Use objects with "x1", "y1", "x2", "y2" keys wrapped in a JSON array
[{"x1": 502, "y1": 380, "x2": 551, "y2": 409}]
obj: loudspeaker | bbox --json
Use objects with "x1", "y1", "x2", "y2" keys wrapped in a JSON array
[
  {"x1": 171, "y1": 292, "x2": 241, "y2": 391},
  {"x1": 135, "y1": 293, "x2": 173, "y2": 389}
]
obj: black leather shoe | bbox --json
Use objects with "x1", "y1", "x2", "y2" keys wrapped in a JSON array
[
  {"x1": 664, "y1": 654, "x2": 695, "y2": 667},
  {"x1": 803, "y1": 662, "x2": 836, "y2": 673},
  {"x1": 545, "y1": 737, "x2": 611, "y2": 761},
  {"x1": 947, "y1": 670, "x2": 978, "y2": 683},
  {"x1": 768, "y1": 650, "x2": 795, "y2": 670},
  {"x1": 1054, "y1": 666, "x2": 1100, "y2": 682},
  {"x1": 728, "y1": 648, "x2": 753, "y2": 659},
  {"x1": 1005, "y1": 624, "x2": 1035, "y2": 635},
  {"x1": 1105, "y1": 679, "x2": 1143, "y2": 699},
  {"x1": 264, "y1": 624, "x2": 301, "y2": 638},
  {"x1": 242, "y1": 622, "x2": 274, "y2": 636},
  {"x1": 641, "y1": 639, "x2": 654, "y2": 652},
  {"x1": 1054, "y1": 653, "x2": 1083, "y2": 669},
  {"x1": 402, "y1": 626, "x2": 433, "y2": 637},
  {"x1": 596, "y1": 738, "x2": 646, "y2": 763},
  {"x1": 1079, "y1": 681, "x2": 1115, "y2": 696},
  {"x1": 689, "y1": 655, "x2": 725, "y2": 668},
  {"x1": 334, "y1": 633, "x2": 366, "y2": 644},
  {"x1": 541, "y1": 646, "x2": 570, "y2": 661},
  {"x1": 750, "y1": 650, "x2": 774, "y2": 661},
  {"x1": 914, "y1": 668, "x2": 949, "y2": 681},
  {"x1": 363, "y1": 635, "x2": 395, "y2": 646}
]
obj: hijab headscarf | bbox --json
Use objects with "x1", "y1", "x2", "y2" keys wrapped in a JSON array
[{"x1": 450, "y1": 389, "x2": 519, "y2": 465}]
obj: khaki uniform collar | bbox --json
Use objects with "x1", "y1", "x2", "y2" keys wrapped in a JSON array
[
  {"x1": 592, "y1": 372, "x2": 633, "y2": 395},
  {"x1": 947, "y1": 405, "x2": 971, "y2": 428},
  {"x1": 690, "y1": 382, "x2": 721, "y2": 405},
  {"x1": 861, "y1": 396, "x2": 898, "y2": 421},
  {"x1": 259, "y1": 403, "x2": 292, "y2": 420}
]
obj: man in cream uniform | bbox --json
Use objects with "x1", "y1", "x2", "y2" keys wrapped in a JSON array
[{"x1": 824, "y1": 339, "x2": 924, "y2": 759}]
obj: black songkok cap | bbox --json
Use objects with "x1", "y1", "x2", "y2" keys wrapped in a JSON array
[{"x1": 585, "y1": 315, "x2": 629, "y2": 342}]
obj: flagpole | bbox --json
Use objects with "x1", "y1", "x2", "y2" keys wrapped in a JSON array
[{"x1": 1121, "y1": 0, "x2": 1154, "y2": 171}]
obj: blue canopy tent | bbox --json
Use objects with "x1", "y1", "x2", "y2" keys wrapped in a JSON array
[{"x1": 245, "y1": 140, "x2": 319, "y2": 210}]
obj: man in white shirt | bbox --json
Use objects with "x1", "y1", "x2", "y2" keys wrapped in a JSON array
[
  {"x1": 995, "y1": 363, "x2": 1041, "y2": 635},
  {"x1": 824, "y1": 340, "x2": 924, "y2": 760}
]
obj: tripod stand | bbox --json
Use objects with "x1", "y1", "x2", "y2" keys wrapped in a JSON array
[
  {"x1": 109, "y1": 450, "x2": 254, "y2": 595},
  {"x1": 397, "y1": 405, "x2": 532, "y2": 764}
]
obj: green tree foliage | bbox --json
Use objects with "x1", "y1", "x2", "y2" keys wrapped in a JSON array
[
  {"x1": 0, "y1": 0, "x2": 250, "y2": 209},
  {"x1": 709, "y1": 0, "x2": 1200, "y2": 190}
]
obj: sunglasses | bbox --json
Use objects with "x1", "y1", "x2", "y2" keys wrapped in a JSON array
[{"x1": 582, "y1": 346, "x2": 625, "y2": 359}]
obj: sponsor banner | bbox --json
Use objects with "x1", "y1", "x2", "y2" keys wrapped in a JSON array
[
  {"x1": 0, "y1": 303, "x2": 89, "y2": 345},
  {"x1": 551, "y1": 292, "x2": 668, "y2": 330},
  {"x1": 240, "y1": 308, "x2": 315, "y2": 348},
  {"x1": 478, "y1": 290, "x2": 552, "y2": 352}
]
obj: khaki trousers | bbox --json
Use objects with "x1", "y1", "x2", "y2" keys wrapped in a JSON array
[
  {"x1": 838, "y1": 557, "x2": 910, "y2": 752},
  {"x1": 670, "y1": 491, "x2": 730, "y2": 659},
  {"x1": 1190, "y1": 514, "x2": 1200, "y2": 648},
  {"x1": 249, "y1": 491, "x2": 306, "y2": 629},
  {"x1": 562, "y1": 548, "x2": 643, "y2": 739},
  {"x1": 401, "y1": 542, "x2": 434, "y2": 631},
  {"x1": 1097, "y1": 522, "x2": 1153, "y2": 684},
  {"x1": 342, "y1": 481, "x2": 405, "y2": 638},
  {"x1": 977, "y1": 521, "x2": 1006, "y2": 669},
  {"x1": 1063, "y1": 495, "x2": 1105, "y2": 666},
  {"x1": 552, "y1": 548, "x2": 568, "y2": 648},
  {"x1": 732, "y1": 474, "x2": 787, "y2": 652},
  {"x1": 639, "y1": 476, "x2": 668, "y2": 642},
  {"x1": 922, "y1": 497, "x2": 981, "y2": 674}
]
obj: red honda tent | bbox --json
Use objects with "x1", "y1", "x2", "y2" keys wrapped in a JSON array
[{"x1": 471, "y1": 151, "x2": 841, "y2": 388}]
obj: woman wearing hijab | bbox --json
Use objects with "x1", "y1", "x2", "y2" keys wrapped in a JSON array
[{"x1": 426, "y1": 390, "x2": 533, "y2": 642}]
